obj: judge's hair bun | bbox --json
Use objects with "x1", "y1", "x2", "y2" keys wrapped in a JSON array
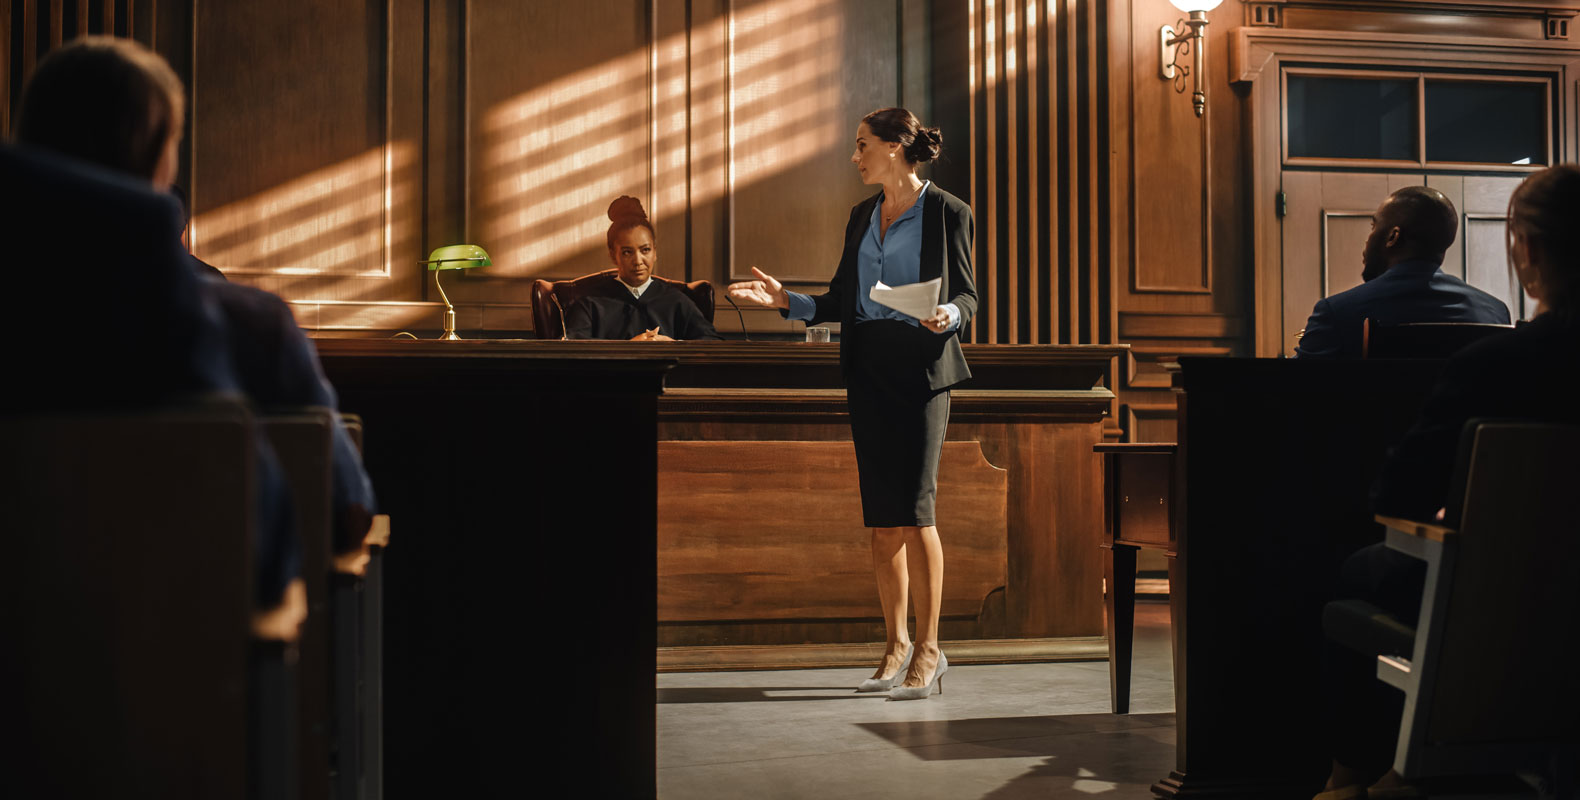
[
  {"x1": 608, "y1": 195, "x2": 648, "y2": 223},
  {"x1": 606, "y1": 195, "x2": 656, "y2": 250}
]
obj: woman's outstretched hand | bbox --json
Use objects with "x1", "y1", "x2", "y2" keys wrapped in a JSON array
[
  {"x1": 727, "y1": 266, "x2": 790, "y2": 310},
  {"x1": 920, "y1": 306, "x2": 951, "y2": 333}
]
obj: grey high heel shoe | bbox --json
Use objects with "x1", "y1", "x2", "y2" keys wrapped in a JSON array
[
  {"x1": 888, "y1": 650, "x2": 947, "y2": 701},
  {"x1": 855, "y1": 645, "x2": 914, "y2": 693}
]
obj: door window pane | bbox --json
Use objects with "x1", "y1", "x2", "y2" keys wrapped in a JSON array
[
  {"x1": 1425, "y1": 81, "x2": 1547, "y2": 165},
  {"x1": 1288, "y1": 76, "x2": 1415, "y2": 161}
]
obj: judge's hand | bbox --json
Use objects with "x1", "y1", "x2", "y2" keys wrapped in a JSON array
[
  {"x1": 920, "y1": 306, "x2": 952, "y2": 333},
  {"x1": 630, "y1": 328, "x2": 675, "y2": 342},
  {"x1": 727, "y1": 266, "x2": 789, "y2": 309}
]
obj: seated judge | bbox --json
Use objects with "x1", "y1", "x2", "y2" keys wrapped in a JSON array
[
  {"x1": 563, "y1": 196, "x2": 723, "y2": 341},
  {"x1": 1315, "y1": 164, "x2": 1580, "y2": 800},
  {"x1": 1295, "y1": 186, "x2": 1510, "y2": 358}
]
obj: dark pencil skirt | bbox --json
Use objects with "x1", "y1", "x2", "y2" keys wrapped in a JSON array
[{"x1": 845, "y1": 320, "x2": 952, "y2": 528}]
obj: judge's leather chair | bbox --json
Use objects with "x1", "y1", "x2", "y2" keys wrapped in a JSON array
[
  {"x1": 1326, "y1": 421, "x2": 1580, "y2": 796},
  {"x1": 531, "y1": 269, "x2": 715, "y2": 339},
  {"x1": 1361, "y1": 319, "x2": 1514, "y2": 359},
  {"x1": 0, "y1": 396, "x2": 265, "y2": 798}
]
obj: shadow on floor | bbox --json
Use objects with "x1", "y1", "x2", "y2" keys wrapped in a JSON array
[
  {"x1": 657, "y1": 686, "x2": 888, "y2": 704},
  {"x1": 856, "y1": 713, "x2": 1175, "y2": 759},
  {"x1": 861, "y1": 714, "x2": 1178, "y2": 799}
]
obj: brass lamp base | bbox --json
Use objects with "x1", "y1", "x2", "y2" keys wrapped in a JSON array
[{"x1": 439, "y1": 306, "x2": 462, "y2": 341}]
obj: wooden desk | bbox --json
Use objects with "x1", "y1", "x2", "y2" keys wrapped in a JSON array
[
  {"x1": 314, "y1": 340, "x2": 673, "y2": 799},
  {"x1": 1156, "y1": 356, "x2": 1449, "y2": 800}
]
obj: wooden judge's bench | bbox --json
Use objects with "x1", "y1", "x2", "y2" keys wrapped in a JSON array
[{"x1": 312, "y1": 338, "x2": 1122, "y2": 796}]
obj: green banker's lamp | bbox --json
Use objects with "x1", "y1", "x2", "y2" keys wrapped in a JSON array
[{"x1": 420, "y1": 244, "x2": 492, "y2": 340}]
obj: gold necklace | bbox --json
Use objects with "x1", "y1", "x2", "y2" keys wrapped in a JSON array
[{"x1": 882, "y1": 182, "x2": 924, "y2": 224}]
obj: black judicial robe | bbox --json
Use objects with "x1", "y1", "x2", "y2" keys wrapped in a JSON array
[{"x1": 563, "y1": 275, "x2": 723, "y2": 340}]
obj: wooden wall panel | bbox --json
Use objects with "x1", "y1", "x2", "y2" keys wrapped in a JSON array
[
  {"x1": 1111, "y1": 0, "x2": 1246, "y2": 441},
  {"x1": 1128, "y1": 0, "x2": 1209, "y2": 295},
  {"x1": 438, "y1": 0, "x2": 898, "y2": 334},
  {"x1": 728, "y1": 0, "x2": 893, "y2": 287},
  {"x1": 187, "y1": 1, "x2": 424, "y2": 311},
  {"x1": 464, "y1": 1, "x2": 650, "y2": 287}
]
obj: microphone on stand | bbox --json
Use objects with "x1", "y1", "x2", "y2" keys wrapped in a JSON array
[
  {"x1": 725, "y1": 293, "x2": 751, "y2": 342},
  {"x1": 549, "y1": 291, "x2": 570, "y2": 340}
]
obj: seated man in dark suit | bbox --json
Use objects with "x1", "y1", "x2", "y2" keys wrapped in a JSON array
[
  {"x1": 13, "y1": 36, "x2": 380, "y2": 567},
  {"x1": 1295, "y1": 186, "x2": 1511, "y2": 358},
  {"x1": 0, "y1": 142, "x2": 302, "y2": 629},
  {"x1": 1315, "y1": 166, "x2": 1580, "y2": 799},
  {"x1": 14, "y1": 37, "x2": 377, "y2": 600}
]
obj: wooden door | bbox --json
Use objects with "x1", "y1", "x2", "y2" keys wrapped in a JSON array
[
  {"x1": 1279, "y1": 170, "x2": 1531, "y2": 355},
  {"x1": 1426, "y1": 174, "x2": 1532, "y2": 320},
  {"x1": 1278, "y1": 170, "x2": 1422, "y2": 356}
]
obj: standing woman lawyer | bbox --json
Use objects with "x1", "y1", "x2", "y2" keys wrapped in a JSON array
[{"x1": 728, "y1": 108, "x2": 977, "y2": 701}]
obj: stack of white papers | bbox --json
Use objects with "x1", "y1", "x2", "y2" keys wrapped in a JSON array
[{"x1": 869, "y1": 278, "x2": 942, "y2": 320}]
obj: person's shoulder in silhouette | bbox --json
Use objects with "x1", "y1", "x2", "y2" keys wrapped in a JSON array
[
  {"x1": 1, "y1": 143, "x2": 237, "y2": 408},
  {"x1": 1296, "y1": 186, "x2": 1511, "y2": 359},
  {"x1": 202, "y1": 278, "x2": 377, "y2": 551}
]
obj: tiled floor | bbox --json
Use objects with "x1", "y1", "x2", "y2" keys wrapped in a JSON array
[{"x1": 658, "y1": 602, "x2": 1175, "y2": 799}]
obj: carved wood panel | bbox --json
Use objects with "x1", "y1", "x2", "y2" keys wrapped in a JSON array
[
  {"x1": 656, "y1": 440, "x2": 1008, "y2": 623},
  {"x1": 189, "y1": 0, "x2": 421, "y2": 298}
]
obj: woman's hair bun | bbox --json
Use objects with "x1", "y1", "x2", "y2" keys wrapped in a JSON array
[
  {"x1": 608, "y1": 195, "x2": 648, "y2": 223},
  {"x1": 903, "y1": 126, "x2": 943, "y2": 164}
]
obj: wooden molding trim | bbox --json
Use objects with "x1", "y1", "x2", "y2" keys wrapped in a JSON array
[
  {"x1": 1249, "y1": 0, "x2": 1579, "y2": 16},
  {"x1": 289, "y1": 299, "x2": 533, "y2": 332},
  {"x1": 1119, "y1": 312, "x2": 1245, "y2": 339},
  {"x1": 1127, "y1": 345, "x2": 1233, "y2": 389},
  {"x1": 656, "y1": 636, "x2": 1109, "y2": 672},
  {"x1": 659, "y1": 387, "x2": 1116, "y2": 423},
  {"x1": 1233, "y1": 26, "x2": 1580, "y2": 84}
]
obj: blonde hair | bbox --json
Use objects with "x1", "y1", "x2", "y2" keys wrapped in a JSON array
[{"x1": 14, "y1": 36, "x2": 185, "y2": 183}]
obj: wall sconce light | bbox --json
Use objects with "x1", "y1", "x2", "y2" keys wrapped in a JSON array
[{"x1": 1160, "y1": 0, "x2": 1222, "y2": 118}]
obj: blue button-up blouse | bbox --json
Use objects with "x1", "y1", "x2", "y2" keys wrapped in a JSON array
[{"x1": 786, "y1": 181, "x2": 960, "y2": 330}]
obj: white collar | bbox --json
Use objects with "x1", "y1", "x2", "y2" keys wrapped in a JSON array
[{"x1": 620, "y1": 276, "x2": 654, "y2": 299}]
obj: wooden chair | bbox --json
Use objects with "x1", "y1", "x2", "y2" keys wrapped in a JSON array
[
  {"x1": 333, "y1": 413, "x2": 388, "y2": 800},
  {"x1": 1364, "y1": 422, "x2": 1580, "y2": 795},
  {"x1": 259, "y1": 408, "x2": 337, "y2": 800},
  {"x1": 0, "y1": 396, "x2": 263, "y2": 798},
  {"x1": 530, "y1": 269, "x2": 715, "y2": 339},
  {"x1": 1095, "y1": 443, "x2": 1177, "y2": 714},
  {"x1": 1361, "y1": 319, "x2": 1514, "y2": 359}
]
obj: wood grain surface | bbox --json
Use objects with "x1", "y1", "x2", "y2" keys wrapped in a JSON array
[{"x1": 657, "y1": 440, "x2": 1008, "y2": 622}]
